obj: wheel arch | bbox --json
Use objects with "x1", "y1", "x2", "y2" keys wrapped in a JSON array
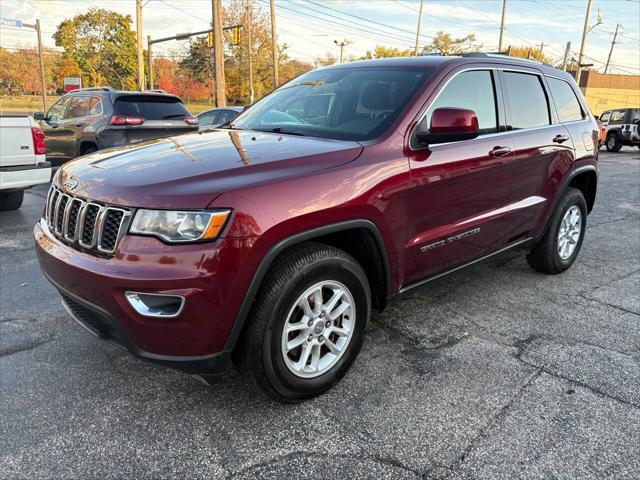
[
  {"x1": 568, "y1": 168, "x2": 597, "y2": 213},
  {"x1": 223, "y1": 220, "x2": 391, "y2": 354}
]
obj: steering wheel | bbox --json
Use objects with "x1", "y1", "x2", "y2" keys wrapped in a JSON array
[
  {"x1": 261, "y1": 110, "x2": 310, "y2": 125},
  {"x1": 373, "y1": 109, "x2": 394, "y2": 120}
]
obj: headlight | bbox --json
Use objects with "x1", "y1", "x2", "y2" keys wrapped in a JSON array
[{"x1": 129, "y1": 209, "x2": 231, "y2": 243}]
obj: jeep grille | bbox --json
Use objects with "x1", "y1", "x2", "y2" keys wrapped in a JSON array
[{"x1": 45, "y1": 185, "x2": 131, "y2": 255}]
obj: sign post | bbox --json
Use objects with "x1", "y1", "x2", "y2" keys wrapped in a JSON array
[{"x1": 5, "y1": 17, "x2": 47, "y2": 111}]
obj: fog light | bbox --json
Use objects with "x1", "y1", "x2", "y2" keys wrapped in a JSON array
[{"x1": 125, "y1": 292, "x2": 185, "y2": 318}]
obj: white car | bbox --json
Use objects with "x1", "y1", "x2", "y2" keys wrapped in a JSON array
[{"x1": 0, "y1": 115, "x2": 51, "y2": 210}]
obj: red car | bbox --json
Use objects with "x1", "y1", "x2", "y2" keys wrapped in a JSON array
[{"x1": 35, "y1": 55, "x2": 599, "y2": 402}]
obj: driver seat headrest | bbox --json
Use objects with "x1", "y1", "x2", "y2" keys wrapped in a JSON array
[{"x1": 361, "y1": 82, "x2": 392, "y2": 110}]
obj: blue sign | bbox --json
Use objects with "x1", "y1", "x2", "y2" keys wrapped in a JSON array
[{"x1": 1, "y1": 17, "x2": 23, "y2": 28}]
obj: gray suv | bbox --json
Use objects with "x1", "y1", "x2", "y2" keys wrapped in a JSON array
[{"x1": 34, "y1": 87, "x2": 199, "y2": 164}]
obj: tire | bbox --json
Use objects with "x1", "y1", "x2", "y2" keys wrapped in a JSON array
[
  {"x1": 526, "y1": 187, "x2": 587, "y2": 274},
  {"x1": 234, "y1": 242, "x2": 371, "y2": 403},
  {"x1": 0, "y1": 190, "x2": 24, "y2": 211},
  {"x1": 605, "y1": 133, "x2": 622, "y2": 152}
]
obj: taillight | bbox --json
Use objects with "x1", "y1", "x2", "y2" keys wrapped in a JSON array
[
  {"x1": 31, "y1": 127, "x2": 47, "y2": 155},
  {"x1": 110, "y1": 115, "x2": 145, "y2": 126},
  {"x1": 185, "y1": 116, "x2": 199, "y2": 125}
]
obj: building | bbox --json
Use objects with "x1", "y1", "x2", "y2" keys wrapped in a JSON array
[{"x1": 577, "y1": 71, "x2": 640, "y2": 116}]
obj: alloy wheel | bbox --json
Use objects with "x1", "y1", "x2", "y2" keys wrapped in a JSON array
[
  {"x1": 557, "y1": 205, "x2": 582, "y2": 260},
  {"x1": 281, "y1": 281, "x2": 355, "y2": 379}
]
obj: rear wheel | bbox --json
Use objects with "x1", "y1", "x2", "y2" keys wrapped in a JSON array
[
  {"x1": 605, "y1": 133, "x2": 622, "y2": 152},
  {"x1": 235, "y1": 243, "x2": 370, "y2": 403},
  {"x1": 0, "y1": 190, "x2": 24, "y2": 211},
  {"x1": 526, "y1": 188, "x2": 587, "y2": 274}
]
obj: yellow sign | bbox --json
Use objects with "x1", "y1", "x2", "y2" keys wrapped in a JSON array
[{"x1": 208, "y1": 32, "x2": 213, "y2": 48}]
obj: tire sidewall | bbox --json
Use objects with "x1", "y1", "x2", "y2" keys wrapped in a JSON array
[
  {"x1": 262, "y1": 258, "x2": 369, "y2": 400},
  {"x1": 550, "y1": 191, "x2": 587, "y2": 271}
]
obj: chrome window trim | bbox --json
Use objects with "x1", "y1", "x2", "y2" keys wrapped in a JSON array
[{"x1": 408, "y1": 65, "x2": 559, "y2": 152}]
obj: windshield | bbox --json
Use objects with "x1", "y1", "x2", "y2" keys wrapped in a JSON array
[{"x1": 231, "y1": 66, "x2": 434, "y2": 141}]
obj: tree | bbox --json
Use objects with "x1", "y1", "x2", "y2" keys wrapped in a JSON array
[
  {"x1": 361, "y1": 45, "x2": 414, "y2": 59},
  {"x1": 53, "y1": 57, "x2": 83, "y2": 91},
  {"x1": 53, "y1": 8, "x2": 137, "y2": 89},
  {"x1": 177, "y1": 0, "x2": 312, "y2": 104},
  {"x1": 423, "y1": 31, "x2": 480, "y2": 55},
  {"x1": 506, "y1": 45, "x2": 554, "y2": 65}
]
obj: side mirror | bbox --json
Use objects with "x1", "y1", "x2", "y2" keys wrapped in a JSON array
[
  {"x1": 33, "y1": 111, "x2": 46, "y2": 121},
  {"x1": 416, "y1": 107, "x2": 480, "y2": 145}
]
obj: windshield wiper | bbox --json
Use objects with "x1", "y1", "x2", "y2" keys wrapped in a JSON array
[{"x1": 254, "y1": 127, "x2": 307, "y2": 136}]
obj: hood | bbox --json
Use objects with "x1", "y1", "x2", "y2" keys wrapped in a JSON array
[{"x1": 58, "y1": 129, "x2": 363, "y2": 209}]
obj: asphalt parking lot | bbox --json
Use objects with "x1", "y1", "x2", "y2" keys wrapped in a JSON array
[{"x1": 1, "y1": 149, "x2": 639, "y2": 479}]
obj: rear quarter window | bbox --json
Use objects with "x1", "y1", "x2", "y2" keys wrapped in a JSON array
[
  {"x1": 114, "y1": 95, "x2": 190, "y2": 120},
  {"x1": 547, "y1": 77, "x2": 584, "y2": 123}
]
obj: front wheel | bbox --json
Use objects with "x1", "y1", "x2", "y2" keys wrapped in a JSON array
[
  {"x1": 526, "y1": 188, "x2": 587, "y2": 274},
  {"x1": 234, "y1": 243, "x2": 370, "y2": 403}
]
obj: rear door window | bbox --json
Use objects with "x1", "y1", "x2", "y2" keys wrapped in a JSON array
[
  {"x1": 67, "y1": 96, "x2": 91, "y2": 119},
  {"x1": 609, "y1": 110, "x2": 626, "y2": 124},
  {"x1": 416, "y1": 70, "x2": 498, "y2": 142},
  {"x1": 89, "y1": 96, "x2": 103, "y2": 116},
  {"x1": 547, "y1": 77, "x2": 584, "y2": 123},
  {"x1": 114, "y1": 96, "x2": 190, "y2": 120},
  {"x1": 198, "y1": 111, "x2": 218, "y2": 127},
  {"x1": 599, "y1": 111, "x2": 611, "y2": 123},
  {"x1": 503, "y1": 71, "x2": 550, "y2": 130}
]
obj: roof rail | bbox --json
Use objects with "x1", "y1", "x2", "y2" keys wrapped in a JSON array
[
  {"x1": 461, "y1": 52, "x2": 544, "y2": 65},
  {"x1": 70, "y1": 86, "x2": 115, "y2": 93}
]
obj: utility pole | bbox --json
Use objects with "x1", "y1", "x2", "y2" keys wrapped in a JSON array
[
  {"x1": 604, "y1": 23, "x2": 621, "y2": 74},
  {"x1": 136, "y1": 0, "x2": 145, "y2": 91},
  {"x1": 147, "y1": 35, "x2": 153, "y2": 89},
  {"x1": 246, "y1": 6, "x2": 254, "y2": 103},
  {"x1": 269, "y1": 0, "x2": 279, "y2": 88},
  {"x1": 334, "y1": 39, "x2": 350, "y2": 64},
  {"x1": 498, "y1": 0, "x2": 507, "y2": 53},
  {"x1": 212, "y1": 0, "x2": 226, "y2": 106},
  {"x1": 414, "y1": 0, "x2": 424, "y2": 55},
  {"x1": 576, "y1": 0, "x2": 593, "y2": 86},
  {"x1": 35, "y1": 20, "x2": 47, "y2": 111},
  {"x1": 562, "y1": 41, "x2": 571, "y2": 71},
  {"x1": 539, "y1": 42, "x2": 544, "y2": 54}
]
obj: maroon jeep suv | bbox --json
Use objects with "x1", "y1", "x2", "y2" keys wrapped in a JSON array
[{"x1": 35, "y1": 55, "x2": 598, "y2": 402}]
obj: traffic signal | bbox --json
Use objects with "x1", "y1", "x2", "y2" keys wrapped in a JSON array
[{"x1": 232, "y1": 26, "x2": 240, "y2": 46}]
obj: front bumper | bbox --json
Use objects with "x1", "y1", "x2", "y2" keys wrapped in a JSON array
[{"x1": 34, "y1": 218, "x2": 257, "y2": 376}]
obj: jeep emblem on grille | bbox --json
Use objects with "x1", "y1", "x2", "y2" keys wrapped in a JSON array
[{"x1": 62, "y1": 174, "x2": 79, "y2": 191}]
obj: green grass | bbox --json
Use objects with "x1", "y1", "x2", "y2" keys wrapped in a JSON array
[
  {"x1": 0, "y1": 95, "x2": 57, "y2": 113},
  {"x1": 0, "y1": 95, "x2": 214, "y2": 114}
]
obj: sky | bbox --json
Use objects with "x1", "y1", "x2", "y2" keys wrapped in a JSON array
[{"x1": 1, "y1": 0, "x2": 639, "y2": 75}]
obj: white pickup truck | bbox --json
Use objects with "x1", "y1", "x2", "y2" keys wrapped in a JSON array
[{"x1": 0, "y1": 116, "x2": 51, "y2": 210}]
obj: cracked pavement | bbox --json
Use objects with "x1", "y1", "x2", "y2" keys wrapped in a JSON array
[{"x1": 1, "y1": 149, "x2": 639, "y2": 479}]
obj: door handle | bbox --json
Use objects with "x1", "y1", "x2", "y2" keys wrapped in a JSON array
[
  {"x1": 75, "y1": 122, "x2": 84, "y2": 127},
  {"x1": 553, "y1": 134, "x2": 570, "y2": 143},
  {"x1": 489, "y1": 146, "x2": 512, "y2": 157}
]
